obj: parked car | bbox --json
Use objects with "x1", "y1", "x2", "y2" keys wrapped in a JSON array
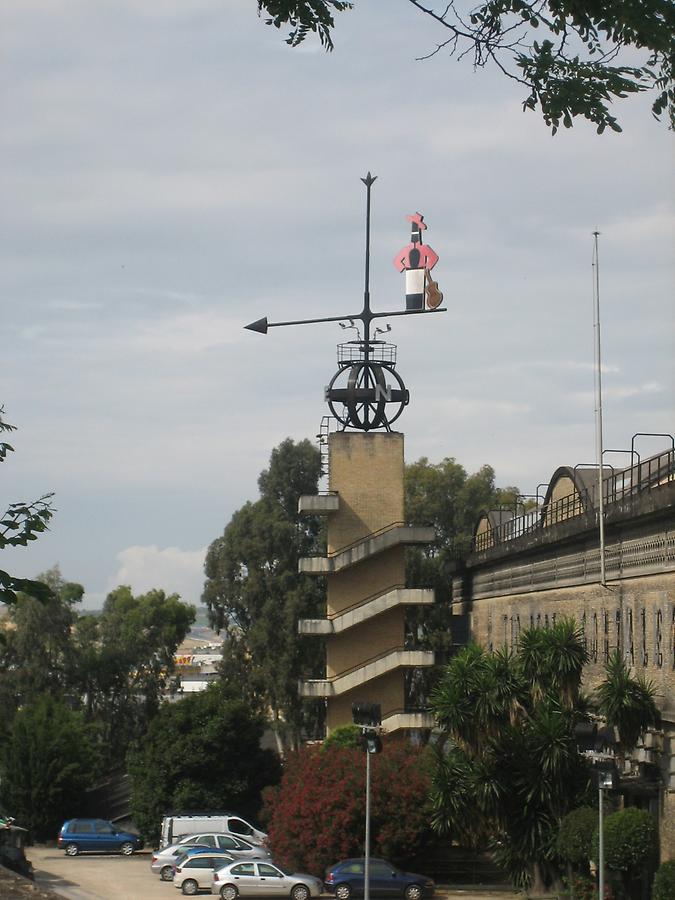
[
  {"x1": 57, "y1": 818, "x2": 143, "y2": 856},
  {"x1": 160, "y1": 813, "x2": 267, "y2": 849},
  {"x1": 178, "y1": 833, "x2": 271, "y2": 859},
  {"x1": 212, "y1": 860, "x2": 324, "y2": 900},
  {"x1": 173, "y1": 850, "x2": 237, "y2": 894},
  {"x1": 151, "y1": 843, "x2": 215, "y2": 880},
  {"x1": 324, "y1": 858, "x2": 434, "y2": 900}
]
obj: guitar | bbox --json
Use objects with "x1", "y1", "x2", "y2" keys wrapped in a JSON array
[{"x1": 425, "y1": 269, "x2": 443, "y2": 309}]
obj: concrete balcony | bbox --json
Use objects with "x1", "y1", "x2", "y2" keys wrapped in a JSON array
[
  {"x1": 298, "y1": 493, "x2": 340, "y2": 515},
  {"x1": 298, "y1": 648, "x2": 435, "y2": 697},
  {"x1": 298, "y1": 587, "x2": 434, "y2": 636},
  {"x1": 299, "y1": 524, "x2": 435, "y2": 575},
  {"x1": 381, "y1": 710, "x2": 435, "y2": 732}
]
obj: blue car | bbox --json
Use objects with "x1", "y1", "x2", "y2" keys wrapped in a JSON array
[
  {"x1": 58, "y1": 818, "x2": 144, "y2": 856},
  {"x1": 324, "y1": 858, "x2": 434, "y2": 900}
]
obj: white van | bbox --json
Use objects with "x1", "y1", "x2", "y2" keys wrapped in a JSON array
[{"x1": 159, "y1": 812, "x2": 267, "y2": 849}]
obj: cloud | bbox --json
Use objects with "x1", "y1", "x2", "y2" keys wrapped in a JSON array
[{"x1": 106, "y1": 544, "x2": 207, "y2": 606}]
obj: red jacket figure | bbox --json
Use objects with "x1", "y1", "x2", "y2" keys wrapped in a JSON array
[{"x1": 393, "y1": 213, "x2": 439, "y2": 310}]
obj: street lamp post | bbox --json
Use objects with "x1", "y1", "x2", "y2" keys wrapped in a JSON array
[
  {"x1": 574, "y1": 723, "x2": 618, "y2": 900},
  {"x1": 352, "y1": 702, "x2": 383, "y2": 900}
]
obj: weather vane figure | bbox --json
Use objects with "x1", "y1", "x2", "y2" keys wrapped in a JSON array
[
  {"x1": 394, "y1": 213, "x2": 443, "y2": 310},
  {"x1": 245, "y1": 174, "x2": 446, "y2": 431}
]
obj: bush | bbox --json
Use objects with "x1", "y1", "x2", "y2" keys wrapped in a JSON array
[
  {"x1": 652, "y1": 860, "x2": 675, "y2": 900},
  {"x1": 557, "y1": 807, "x2": 598, "y2": 871},
  {"x1": 593, "y1": 807, "x2": 657, "y2": 880},
  {"x1": 262, "y1": 739, "x2": 433, "y2": 874},
  {"x1": 322, "y1": 724, "x2": 363, "y2": 751}
]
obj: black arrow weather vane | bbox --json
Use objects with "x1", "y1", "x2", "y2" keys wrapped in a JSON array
[{"x1": 245, "y1": 173, "x2": 446, "y2": 431}]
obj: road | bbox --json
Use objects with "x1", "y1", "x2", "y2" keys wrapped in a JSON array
[{"x1": 28, "y1": 846, "x2": 172, "y2": 900}]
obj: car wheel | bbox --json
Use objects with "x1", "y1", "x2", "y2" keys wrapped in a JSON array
[
  {"x1": 291, "y1": 885, "x2": 310, "y2": 900},
  {"x1": 335, "y1": 885, "x2": 352, "y2": 900},
  {"x1": 160, "y1": 864, "x2": 174, "y2": 881},
  {"x1": 404, "y1": 885, "x2": 423, "y2": 900},
  {"x1": 221, "y1": 885, "x2": 239, "y2": 900},
  {"x1": 120, "y1": 842, "x2": 135, "y2": 856},
  {"x1": 182, "y1": 879, "x2": 199, "y2": 896},
  {"x1": 65, "y1": 844, "x2": 79, "y2": 857}
]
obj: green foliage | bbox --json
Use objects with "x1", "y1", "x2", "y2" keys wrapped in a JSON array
[
  {"x1": 430, "y1": 621, "x2": 594, "y2": 888},
  {"x1": 0, "y1": 574, "x2": 195, "y2": 766},
  {"x1": 556, "y1": 806, "x2": 597, "y2": 870},
  {"x1": 128, "y1": 685, "x2": 280, "y2": 842},
  {"x1": 593, "y1": 807, "x2": 658, "y2": 877},
  {"x1": 260, "y1": 0, "x2": 674, "y2": 130},
  {"x1": 262, "y1": 740, "x2": 433, "y2": 873},
  {"x1": 652, "y1": 860, "x2": 675, "y2": 900},
  {"x1": 0, "y1": 406, "x2": 56, "y2": 606},
  {"x1": 74, "y1": 585, "x2": 196, "y2": 762},
  {"x1": 203, "y1": 438, "x2": 326, "y2": 747},
  {"x1": 409, "y1": 0, "x2": 674, "y2": 132},
  {"x1": 594, "y1": 652, "x2": 660, "y2": 753},
  {"x1": 322, "y1": 723, "x2": 363, "y2": 751},
  {"x1": 0, "y1": 695, "x2": 98, "y2": 839},
  {"x1": 258, "y1": 1, "x2": 353, "y2": 50},
  {"x1": 403, "y1": 457, "x2": 519, "y2": 695}
]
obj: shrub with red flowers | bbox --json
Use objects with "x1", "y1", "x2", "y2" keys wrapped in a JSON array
[{"x1": 261, "y1": 738, "x2": 433, "y2": 876}]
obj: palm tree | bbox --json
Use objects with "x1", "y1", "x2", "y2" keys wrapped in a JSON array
[
  {"x1": 429, "y1": 624, "x2": 591, "y2": 891},
  {"x1": 595, "y1": 651, "x2": 660, "y2": 756}
]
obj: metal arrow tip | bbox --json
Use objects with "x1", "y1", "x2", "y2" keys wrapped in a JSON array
[{"x1": 244, "y1": 316, "x2": 268, "y2": 335}]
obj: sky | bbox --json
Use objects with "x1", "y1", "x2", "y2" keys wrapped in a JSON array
[{"x1": 2, "y1": 0, "x2": 673, "y2": 611}]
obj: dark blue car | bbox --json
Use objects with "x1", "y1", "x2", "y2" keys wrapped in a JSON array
[
  {"x1": 324, "y1": 858, "x2": 434, "y2": 900},
  {"x1": 58, "y1": 818, "x2": 143, "y2": 856}
]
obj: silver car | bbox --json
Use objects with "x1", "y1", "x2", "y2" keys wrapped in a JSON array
[
  {"x1": 151, "y1": 843, "x2": 215, "y2": 881},
  {"x1": 173, "y1": 851, "x2": 238, "y2": 894},
  {"x1": 179, "y1": 833, "x2": 271, "y2": 859},
  {"x1": 212, "y1": 860, "x2": 324, "y2": 900}
]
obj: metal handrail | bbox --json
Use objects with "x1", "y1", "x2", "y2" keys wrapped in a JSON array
[
  {"x1": 326, "y1": 520, "x2": 410, "y2": 558},
  {"x1": 472, "y1": 447, "x2": 674, "y2": 553},
  {"x1": 327, "y1": 582, "x2": 406, "y2": 619},
  {"x1": 305, "y1": 644, "x2": 430, "y2": 683}
]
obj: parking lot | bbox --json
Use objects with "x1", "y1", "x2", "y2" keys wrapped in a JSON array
[{"x1": 28, "y1": 846, "x2": 172, "y2": 900}]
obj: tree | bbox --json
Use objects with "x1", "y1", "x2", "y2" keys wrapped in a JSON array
[
  {"x1": 202, "y1": 438, "x2": 326, "y2": 749},
  {"x1": 0, "y1": 695, "x2": 98, "y2": 839},
  {"x1": 260, "y1": 1, "x2": 674, "y2": 133},
  {"x1": 403, "y1": 458, "x2": 519, "y2": 690},
  {"x1": 429, "y1": 619, "x2": 593, "y2": 890},
  {"x1": 594, "y1": 651, "x2": 660, "y2": 757},
  {"x1": 262, "y1": 740, "x2": 433, "y2": 874},
  {"x1": 128, "y1": 685, "x2": 280, "y2": 843},
  {"x1": 0, "y1": 406, "x2": 56, "y2": 606},
  {"x1": 0, "y1": 575, "x2": 195, "y2": 765},
  {"x1": 75, "y1": 585, "x2": 196, "y2": 762}
]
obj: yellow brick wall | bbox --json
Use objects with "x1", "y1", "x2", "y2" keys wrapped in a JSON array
[{"x1": 325, "y1": 432, "x2": 407, "y2": 725}]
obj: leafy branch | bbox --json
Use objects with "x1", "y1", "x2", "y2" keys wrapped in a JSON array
[{"x1": 407, "y1": 0, "x2": 675, "y2": 132}]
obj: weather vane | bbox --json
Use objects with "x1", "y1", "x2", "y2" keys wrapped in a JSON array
[{"x1": 245, "y1": 173, "x2": 446, "y2": 431}]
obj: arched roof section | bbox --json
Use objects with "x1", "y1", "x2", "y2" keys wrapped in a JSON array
[
  {"x1": 473, "y1": 508, "x2": 514, "y2": 550},
  {"x1": 540, "y1": 466, "x2": 610, "y2": 526}
]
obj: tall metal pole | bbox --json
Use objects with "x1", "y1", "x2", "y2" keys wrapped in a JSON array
[
  {"x1": 592, "y1": 231, "x2": 606, "y2": 586},
  {"x1": 364, "y1": 746, "x2": 371, "y2": 900},
  {"x1": 598, "y1": 782, "x2": 605, "y2": 900}
]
